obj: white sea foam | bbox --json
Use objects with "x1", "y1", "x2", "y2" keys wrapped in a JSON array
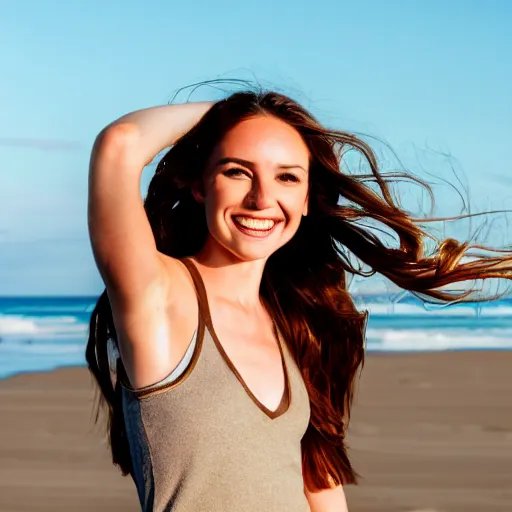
[
  {"x1": 0, "y1": 314, "x2": 87, "y2": 337},
  {"x1": 1, "y1": 300, "x2": 511, "y2": 379},
  {"x1": 479, "y1": 306, "x2": 512, "y2": 316},
  {"x1": 0, "y1": 314, "x2": 87, "y2": 378},
  {"x1": 366, "y1": 327, "x2": 512, "y2": 351},
  {"x1": 0, "y1": 315, "x2": 39, "y2": 334}
]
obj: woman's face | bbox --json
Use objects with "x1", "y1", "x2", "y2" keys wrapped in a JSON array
[{"x1": 195, "y1": 114, "x2": 310, "y2": 262}]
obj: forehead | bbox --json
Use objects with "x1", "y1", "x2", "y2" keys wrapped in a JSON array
[{"x1": 210, "y1": 115, "x2": 310, "y2": 168}]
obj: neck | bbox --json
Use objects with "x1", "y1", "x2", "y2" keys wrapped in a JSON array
[{"x1": 192, "y1": 240, "x2": 268, "y2": 311}]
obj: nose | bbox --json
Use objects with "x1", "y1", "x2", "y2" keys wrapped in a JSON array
[{"x1": 244, "y1": 176, "x2": 275, "y2": 211}]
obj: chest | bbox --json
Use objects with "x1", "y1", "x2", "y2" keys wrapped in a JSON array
[{"x1": 207, "y1": 305, "x2": 288, "y2": 413}]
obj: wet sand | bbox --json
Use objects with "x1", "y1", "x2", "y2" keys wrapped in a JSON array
[{"x1": 0, "y1": 351, "x2": 511, "y2": 511}]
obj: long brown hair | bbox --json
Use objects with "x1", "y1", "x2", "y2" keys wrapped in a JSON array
[{"x1": 86, "y1": 89, "x2": 512, "y2": 492}]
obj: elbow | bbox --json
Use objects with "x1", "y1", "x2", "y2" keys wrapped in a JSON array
[
  {"x1": 90, "y1": 123, "x2": 141, "y2": 171},
  {"x1": 95, "y1": 123, "x2": 139, "y2": 156}
]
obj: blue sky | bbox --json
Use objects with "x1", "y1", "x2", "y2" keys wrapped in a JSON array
[{"x1": 1, "y1": 0, "x2": 511, "y2": 295}]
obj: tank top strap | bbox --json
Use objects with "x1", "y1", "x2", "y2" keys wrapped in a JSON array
[{"x1": 179, "y1": 257, "x2": 213, "y2": 330}]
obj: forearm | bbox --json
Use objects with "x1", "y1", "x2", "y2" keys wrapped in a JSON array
[{"x1": 99, "y1": 102, "x2": 214, "y2": 169}]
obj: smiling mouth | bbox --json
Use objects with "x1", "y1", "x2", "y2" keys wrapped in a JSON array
[{"x1": 232, "y1": 216, "x2": 282, "y2": 238}]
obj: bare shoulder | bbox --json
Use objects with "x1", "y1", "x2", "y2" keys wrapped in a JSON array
[{"x1": 112, "y1": 254, "x2": 200, "y2": 390}]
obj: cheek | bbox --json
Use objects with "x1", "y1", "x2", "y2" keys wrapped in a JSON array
[
  {"x1": 283, "y1": 190, "x2": 308, "y2": 217},
  {"x1": 202, "y1": 183, "x2": 237, "y2": 230},
  {"x1": 205, "y1": 180, "x2": 245, "y2": 214}
]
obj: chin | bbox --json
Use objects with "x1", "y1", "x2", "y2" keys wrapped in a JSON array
[{"x1": 227, "y1": 243, "x2": 279, "y2": 263}]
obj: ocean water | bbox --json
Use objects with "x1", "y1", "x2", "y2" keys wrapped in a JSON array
[{"x1": 0, "y1": 294, "x2": 511, "y2": 380}]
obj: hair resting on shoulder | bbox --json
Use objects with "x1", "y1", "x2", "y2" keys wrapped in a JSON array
[{"x1": 86, "y1": 88, "x2": 512, "y2": 492}]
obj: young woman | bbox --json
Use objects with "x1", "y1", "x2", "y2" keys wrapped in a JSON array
[{"x1": 86, "y1": 90, "x2": 512, "y2": 511}]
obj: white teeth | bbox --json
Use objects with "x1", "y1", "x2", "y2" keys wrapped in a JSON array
[{"x1": 234, "y1": 216, "x2": 275, "y2": 230}]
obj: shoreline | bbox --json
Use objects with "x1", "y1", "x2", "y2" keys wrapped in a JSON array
[
  {"x1": 1, "y1": 351, "x2": 511, "y2": 511},
  {"x1": 2, "y1": 346, "x2": 512, "y2": 383}
]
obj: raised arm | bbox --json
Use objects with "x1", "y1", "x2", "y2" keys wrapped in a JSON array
[
  {"x1": 88, "y1": 102, "x2": 212, "y2": 304},
  {"x1": 87, "y1": 102, "x2": 213, "y2": 387}
]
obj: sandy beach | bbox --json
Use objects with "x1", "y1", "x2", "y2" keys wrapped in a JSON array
[{"x1": 0, "y1": 351, "x2": 511, "y2": 512}]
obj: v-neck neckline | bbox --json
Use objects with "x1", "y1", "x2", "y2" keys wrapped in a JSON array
[{"x1": 182, "y1": 258, "x2": 291, "y2": 420}]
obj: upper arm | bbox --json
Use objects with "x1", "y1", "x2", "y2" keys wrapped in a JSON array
[
  {"x1": 304, "y1": 482, "x2": 349, "y2": 512},
  {"x1": 88, "y1": 125, "x2": 201, "y2": 390},
  {"x1": 88, "y1": 125, "x2": 184, "y2": 385},
  {"x1": 87, "y1": 124, "x2": 170, "y2": 310}
]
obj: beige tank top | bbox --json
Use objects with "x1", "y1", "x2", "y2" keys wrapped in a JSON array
[{"x1": 120, "y1": 257, "x2": 312, "y2": 511}]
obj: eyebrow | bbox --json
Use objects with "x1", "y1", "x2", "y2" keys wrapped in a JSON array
[{"x1": 215, "y1": 157, "x2": 308, "y2": 175}]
